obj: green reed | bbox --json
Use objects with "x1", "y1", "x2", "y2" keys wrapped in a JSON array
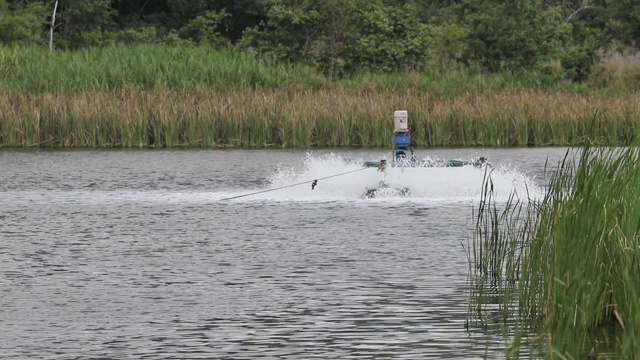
[
  {"x1": 469, "y1": 145, "x2": 640, "y2": 358},
  {"x1": 0, "y1": 45, "x2": 316, "y2": 93},
  {"x1": 3, "y1": 45, "x2": 638, "y2": 96}
]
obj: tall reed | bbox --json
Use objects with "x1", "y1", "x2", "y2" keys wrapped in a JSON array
[
  {"x1": 469, "y1": 145, "x2": 640, "y2": 358},
  {"x1": 2, "y1": 45, "x2": 636, "y2": 96},
  {"x1": 1, "y1": 45, "x2": 638, "y2": 148},
  {"x1": 0, "y1": 45, "x2": 317, "y2": 93},
  {"x1": 1, "y1": 87, "x2": 638, "y2": 148}
]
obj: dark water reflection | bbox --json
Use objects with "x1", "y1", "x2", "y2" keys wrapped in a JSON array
[{"x1": 0, "y1": 148, "x2": 570, "y2": 359}]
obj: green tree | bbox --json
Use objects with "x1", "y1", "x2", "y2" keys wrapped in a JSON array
[
  {"x1": 593, "y1": 0, "x2": 640, "y2": 48},
  {"x1": 299, "y1": 0, "x2": 358, "y2": 76},
  {"x1": 55, "y1": 0, "x2": 115, "y2": 47},
  {"x1": 240, "y1": 0, "x2": 323, "y2": 63},
  {"x1": 240, "y1": 0, "x2": 434, "y2": 75},
  {"x1": 111, "y1": 0, "x2": 170, "y2": 32},
  {"x1": 351, "y1": 1, "x2": 433, "y2": 72},
  {"x1": 206, "y1": 0, "x2": 266, "y2": 42},
  {"x1": 460, "y1": 0, "x2": 570, "y2": 71},
  {"x1": 178, "y1": 10, "x2": 230, "y2": 46},
  {"x1": 543, "y1": 0, "x2": 604, "y2": 48},
  {"x1": 411, "y1": 1, "x2": 469, "y2": 63},
  {"x1": 0, "y1": 0, "x2": 48, "y2": 45}
]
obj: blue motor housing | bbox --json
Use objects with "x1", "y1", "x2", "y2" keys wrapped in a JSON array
[{"x1": 394, "y1": 133, "x2": 411, "y2": 149}]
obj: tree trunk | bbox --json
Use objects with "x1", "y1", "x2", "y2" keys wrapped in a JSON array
[{"x1": 49, "y1": 1, "x2": 59, "y2": 52}]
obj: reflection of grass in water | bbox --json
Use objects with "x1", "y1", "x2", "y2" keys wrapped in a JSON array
[{"x1": 468, "y1": 146, "x2": 640, "y2": 358}]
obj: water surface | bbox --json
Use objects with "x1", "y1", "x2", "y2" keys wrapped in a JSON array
[{"x1": 0, "y1": 147, "x2": 570, "y2": 359}]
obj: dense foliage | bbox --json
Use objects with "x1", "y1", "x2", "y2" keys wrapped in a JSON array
[{"x1": 1, "y1": 0, "x2": 639, "y2": 80}]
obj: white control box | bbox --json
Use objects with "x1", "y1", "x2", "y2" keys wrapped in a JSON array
[{"x1": 393, "y1": 110, "x2": 408, "y2": 132}]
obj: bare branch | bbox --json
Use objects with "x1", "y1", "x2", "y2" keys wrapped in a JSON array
[
  {"x1": 566, "y1": 5, "x2": 591, "y2": 22},
  {"x1": 566, "y1": 0, "x2": 592, "y2": 22},
  {"x1": 49, "y1": 0, "x2": 59, "y2": 52}
]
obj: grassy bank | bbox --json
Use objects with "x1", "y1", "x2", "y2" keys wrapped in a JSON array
[
  {"x1": 0, "y1": 45, "x2": 318, "y2": 93},
  {"x1": 1, "y1": 45, "x2": 639, "y2": 148},
  {"x1": 469, "y1": 146, "x2": 640, "y2": 358},
  {"x1": 0, "y1": 45, "x2": 581, "y2": 95}
]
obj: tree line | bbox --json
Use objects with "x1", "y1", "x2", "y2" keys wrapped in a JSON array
[{"x1": 1, "y1": 0, "x2": 639, "y2": 81}]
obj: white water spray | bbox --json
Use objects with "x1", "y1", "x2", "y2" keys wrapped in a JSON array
[{"x1": 253, "y1": 153, "x2": 543, "y2": 203}]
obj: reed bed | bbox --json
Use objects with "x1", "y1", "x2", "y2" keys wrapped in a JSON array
[
  {"x1": 0, "y1": 87, "x2": 638, "y2": 148},
  {"x1": 1, "y1": 45, "x2": 580, "y2": 96},
  {"x1": 2, "y1": 45, "x2": 638, "y2": 148},
  {"x1": 469, "y1": 146, "x2": 640, "y2": 358},
  {"x1": 0, "y1": 45, "x2": 317, "y2": 93}
]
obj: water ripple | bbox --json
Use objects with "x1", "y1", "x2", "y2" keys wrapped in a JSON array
[{"x1": 0, "y1": 148, "x2": 568, "y2": 359}]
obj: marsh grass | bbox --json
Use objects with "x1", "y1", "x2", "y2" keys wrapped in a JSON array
[
  {"x1": 1, "y1": 45, "x2": 639, "y2": 148},
  {"x1": 1, "y1": 88, "x2": 638, "y2": 148},
  {"x1": 0, "y1": 46, "x2": 580, "y2": 95},
  {"x1": 469, "y1": 145, "x2": 640, "y2": 358},
  {"x1": 0, "y1": 45, "x2": 317, "y2": 93}
]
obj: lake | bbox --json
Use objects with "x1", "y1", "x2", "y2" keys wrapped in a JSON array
[{"x1": 0, "y1": 147, "x2": 570, "y2": 359}]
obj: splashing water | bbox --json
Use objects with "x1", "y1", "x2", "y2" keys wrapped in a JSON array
[{"x1": 255, "y1": 153, "x2": 543, "y2": 203}]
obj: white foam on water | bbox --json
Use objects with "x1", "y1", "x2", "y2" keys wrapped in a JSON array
[
  {"x1": 242, "y1": 153, "x2": 544, "y2": 204},
  {"x1": 1, "y1": 153, "x2": 543, "y2": 206}
]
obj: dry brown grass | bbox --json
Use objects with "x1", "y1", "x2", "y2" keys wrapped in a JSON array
[
  {"x1": 1, "y1": 87, "x2": 638, "y2": 147},
  {"x1": 589, "y1": 50, "x2": 640, "y2": 91}
]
